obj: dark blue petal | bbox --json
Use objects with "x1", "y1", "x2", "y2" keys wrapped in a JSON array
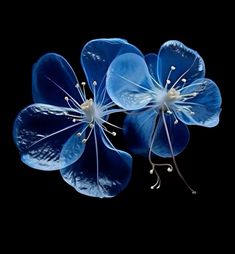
[
  {"x1": 174, "y1": 78, "x2": 222, "y2": 127},
  {"x1": 60, "y1": 126, "x2": 132, "y2": 198},
  {"x1": 81, "y1": 38, "x2": 143, "y2": 105},
  {"x1": 152, "y1": 113, "x2": 190, "y2": 157},
  {"x1": 32, "y1": 53, "x2": 83, "y2": 107},
  {"x1": 13, "y1": 104, "x2": 85, "y2": 170},
  {"x1": 106, "y1": 53, "x2": 154, "y2": 110},
  {"x1": 145, "y1": 53, "x2": 160, "y2": 84},
  {"x1": 157, "y1": 40, "x2": 205, "y2": 89},
  {"x1": 123, "y1": 109, "x2": 157, "y2": 156}
]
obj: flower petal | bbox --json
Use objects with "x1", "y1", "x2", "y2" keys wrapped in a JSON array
[
  {"x1": 13, "y1": 104, "x2": 85, "y2": 170},
  {"x1": 60, "y1": 126, "x2": 132, "y2": 198},
  {"x1": 106, "y1": 53, "x2": 154, "y2": 110},
  {"x1": 174, "y1": 78, "x2": 222, "y2": 127},
  {"x1": 123, "y1": 109, "x2": 157, "y2": 156},
  {"x1": 157, "y1": 40, "x2": 205, "y2": 89},
  {"x1": 81, "y1": 38, "x2": 142, "y2": 104},
  {"x1": 145, "y1": 53, "x2": 160, "y2": 84},
  {"x1": 152, "y1": 113, "x2": 190, "y2": 157},
  {"x1": 32, "y1": 53, "x2": 83, "y2": 107}
]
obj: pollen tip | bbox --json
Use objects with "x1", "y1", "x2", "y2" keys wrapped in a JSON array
[
  {"x1": 149, "y1": 169, "x2": 154, "y2": 174},
  {"x1": 112, "y1": 132, "x2": 116, "y2": 136},
  {"x1": 182, "y1": 78, "x2": 187, "y2": 82},
  {"x1": 166, "y1": 79, "x2": 171, "y2": 84},
  {"x1": 192, "y1": 191, "x2": 197, "y2": 195},
  {"x1": 72, "y1": 119, "x2": 76, "y2": 123},
  {"x1": 167, "y1": 110, "x2": 172, "y2": 114},
  {"x1": 93, "y1": 80, "x2": 97, "y2": 86},
  {"x1": 75, "y1": 83, "x2": 80, "y2": 88},
  {"x1": 167, "y1": 167, "x2": 173, "y2": 172},
  {"x1": 64, "y1": 96, "x2": 69, "y2": 101},
  {"x1": 174, "y1": 119, "x2": 178, "y2": 125},
  {"x1": 76, "y1": 132, "x2": 81, "y2": 137},
  {"x1": 82, "y1": 139, "x2": 87, "y2": 144},
  {"x1": 81, "y1": 82, "x2": 86, "y2": 86},
  {"x1": 171, "y1": 66, "x2": 176, "y2": 70},
  {"x1": 89, "y1": 123, "x2": 94, "y2": 128},
  {"x1": 150, "y1": 186, "x2": 155, "y2": 190}
]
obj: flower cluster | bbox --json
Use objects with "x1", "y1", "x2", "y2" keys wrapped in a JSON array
[{"x1": 13, "y1": 39, "x2": 221, "y2": 197}]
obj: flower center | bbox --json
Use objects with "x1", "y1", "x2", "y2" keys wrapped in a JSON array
[{"x1": 81, "y1": 98, "x2": 100, "y2": 123}]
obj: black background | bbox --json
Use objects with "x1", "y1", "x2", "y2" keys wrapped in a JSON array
[{"x1": 1, "y1": 3, "x2": 230, "y2": 249}]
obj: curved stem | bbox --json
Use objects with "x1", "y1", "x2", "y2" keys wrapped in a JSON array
[{"x1": 161, "y1": 110, "x2": 197, "y2": 194}]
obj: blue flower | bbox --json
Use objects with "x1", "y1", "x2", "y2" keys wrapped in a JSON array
[
  {"x1": 106, "y1": 40, "x2": 222, "y2": 193},
  {"x1": 13, "y1": 38, "x2": 142, "y2": 198}
]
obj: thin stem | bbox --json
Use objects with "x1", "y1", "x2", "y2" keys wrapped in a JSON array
[{"x1": 161, "y1": 110, "x2": 197, "y2": 194}]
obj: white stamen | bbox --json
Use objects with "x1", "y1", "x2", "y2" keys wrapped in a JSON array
[
  {"x1": 182, "y1": 78, "x2": 187, "y2": 83},
  {"x1": 93, "y1": 80, "x2": 97, "y2": 86},
  {"x1": 171, "y1": 66, "x2": 176, "y2": 70},
  {"x1": 112, "y1": 132, "x2": 116, "y2": 136},
  {"x1": 64, "y1": 96, "x2": 69, "y2": 101}
]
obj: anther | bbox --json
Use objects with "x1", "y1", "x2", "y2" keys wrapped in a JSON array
[
  {"x1": 112, "y1": 132, "x2": 116, "y2": 136},
  {"x1": 93, "y1": 80, "x2": 97, "y2": 86},
  {"x1": 81, "y1": 82, "x2": 86, "y2": 86},
  {"x1": 75, "y1": 83, "x2": 80, "y2": 88},
  {"x1": 72, "y1": 119, "x2": 76, "y2": 123},
  {"x1": 89, "y1": 123, "x2": 94, "y2": 128},
  {"x1": 174, "y1": 119, "x2": 178, "y2": 125},
  {"x1": 76, "y1": 132, "x2": 81, "y2": 137},
  {"x1": 64, "y1": 96, "x2": 69, "y2": 101},
  {"x1": 167, "y1": 110, "x2": 172, "y2": 114},
  {"x1": 149, "y1": 169, "x2": 154, "y2": 174},
  {"x1": 171, "y1": 66, "x2": 176, "y2": 70},
  {"x1": 82, "y1": 139, "x2": 87, "y2": 144},
  {"x1": 166, "y1": 79, "x2": 171, "y2": 85},
  {"x1": 167, "y1": 167, "x2": 173, "y2": 172},
  {"x1": 182, "y1": 78, "x2": 187, "y2": 83}
]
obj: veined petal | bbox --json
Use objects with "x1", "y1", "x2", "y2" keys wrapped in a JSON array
[
  {"x1": 60, "y1": 126, "x2": 132, "y2": 198},
  {"x1": 81, "y1": 38, "x2": 142, "y2": 104},
  {"x1": 174, "y1": 78, "x2": 222, "y2": 127},
  {"x1": 123, "y1": 109, "x2": 157, "y2": 156},
  {"x1": 13, "y1": 104, "x2": 85, "y2": 170},
  {"x1": 145, "y1": 53, "x2": 160, "y2": 85},
  {"x1": 32, "y1": 53, "x2": 83, "y2": 107},
  {"x1": 157, "y1": 40, "x2": 205, "y2": 89},
  {"x1": 106, "y1": 53, "x2": 154, "y2": 110},
  {"x1": 152, "y1": 113, "x2": 190, "y2": 157}
]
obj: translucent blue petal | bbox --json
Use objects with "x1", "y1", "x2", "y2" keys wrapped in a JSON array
[
  {"x1": 123, "y1": 109, "x2": 157, "y2": 156},
  {"x1": 145, "y1": 53, "x2": 160, "y2": 84},
  {"x1": 174, "y1": 78, "x2": 222, "y2": 127},
  {"x1": 106, "y1": 53, "x2": 154, "y2": 110},
  {"x1": 157, "y1": 40, "x2": 205, "y2": 89},
  {"x1": 32, "y1": 53, "x2": 83, "y2": 107},
  {"x1": 13, "y1": 104, "x2": 85, "y2": 170},
  {"x1": 152, "y1": 113, "x2": 190, "y2": 158},
  {"x1": 60, "y1": 126, "x2": 132, "y2": 198},
  {"x1": 81, "y1": 38, "x2": 143, "y2": 105}
]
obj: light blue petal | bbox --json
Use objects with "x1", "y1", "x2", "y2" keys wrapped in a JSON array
[
  {"x1": 106, "y1": 53, "x2": 154, "y2": 110},
  {"x1": 145, "y1": 53, "x2": 160, "y2": 84},
  {"x1": 174, "y1": 78, "x2": 222, "y2": 127},
  {"x1": 157, "y1": 40, "x2": 205, "y2": 89},
  {"x1": 13, "y1": 104, "x2": 85, "y2": 170},
  {"x1": 81, "y1": 38, "x2": 142, "y2": 104},
  {"x1": 32, "y1": 53, "x2": 83, "y2": 107},
  {"x1": 60, "y1": 126, "x2": 132, "y2": 198},
  {"x1": 152, "y1": 113, "x2": 190, "y2": 157},
  {"x1": 123, "y1": 109, "x2": 157, "y2": 156}
]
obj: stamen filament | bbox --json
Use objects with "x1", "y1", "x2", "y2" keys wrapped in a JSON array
[{"x1": 161, "y1": 110, "x2": 197, "y2": 194}]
